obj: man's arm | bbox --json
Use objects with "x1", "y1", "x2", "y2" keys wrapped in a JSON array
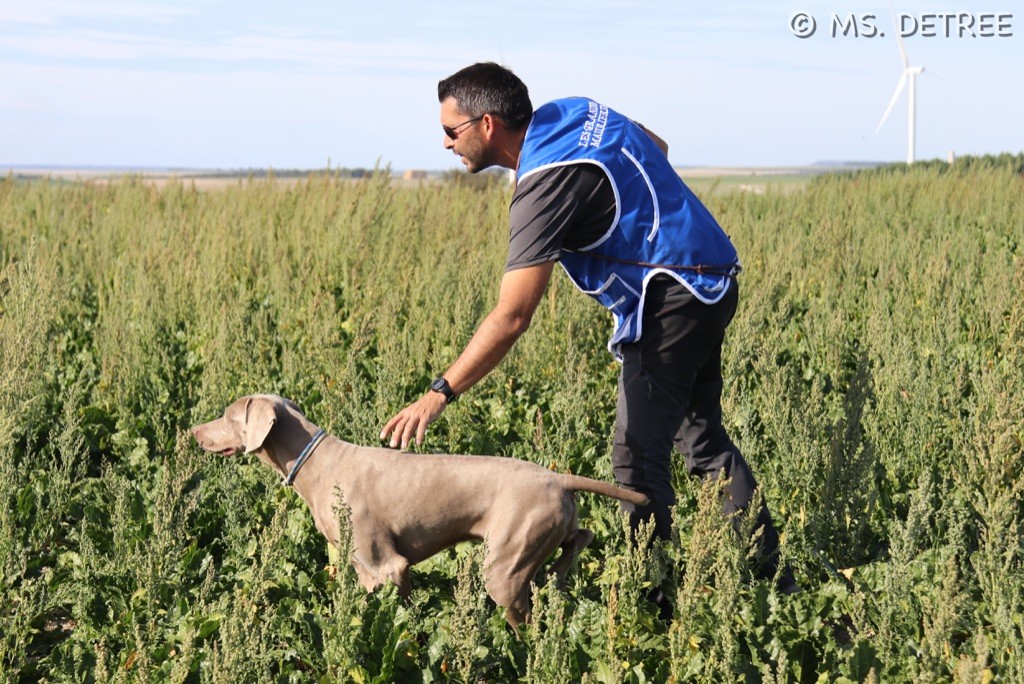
[
  {"x1": 380, "y1": 261, "x2": 555, "y2": 450},
  {"x1": 635, "y1": 122, "x2": 669, "y2": 156}
]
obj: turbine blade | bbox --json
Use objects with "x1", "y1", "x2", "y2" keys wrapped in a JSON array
[
  {"x1": 893, "y1": 16, "x2": 909, "y2": 68},
  {"x1": 876, "y1": 72, "x2": 907, "y2": 134},
  {"x1": 886, "y1": 0, "x2": 910, "y2": 68}
]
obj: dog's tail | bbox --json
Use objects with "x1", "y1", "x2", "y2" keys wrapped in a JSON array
[{"x1": 557, "y1": 473, "x2": 650, "y2": 506}]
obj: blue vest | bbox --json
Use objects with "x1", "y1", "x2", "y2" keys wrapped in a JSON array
[{"x1": 517, "y1": 98, "x2": 740, "y2": 354}]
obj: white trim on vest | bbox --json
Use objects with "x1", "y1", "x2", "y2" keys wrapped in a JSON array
[
  {"x1": 620, "y1": 147, "x2": 661, "y2": 242},
  {"x1": 517, "y1": 159, "x2": 622, "y2": 251}
]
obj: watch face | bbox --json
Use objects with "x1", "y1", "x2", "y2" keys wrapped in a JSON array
[{"x1": 431, "y1": 378, "x2": 446, "y2": 392}]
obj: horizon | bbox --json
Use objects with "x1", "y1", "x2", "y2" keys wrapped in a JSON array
[{"x1": 5, "y1": 159, "x2": 897, "y2": 174}]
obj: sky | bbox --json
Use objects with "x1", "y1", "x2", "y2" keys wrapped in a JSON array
[{"x1": 1, "y1": 0, "x2": 1021, "y2": 171}]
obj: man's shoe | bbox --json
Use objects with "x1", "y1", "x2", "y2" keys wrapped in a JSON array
[
  {"x1": 776, "y1": 565, "x2": 802, "y2": 595},
  {"x1": 646, "y1": 586, "x2": 674, "y2": 621}
]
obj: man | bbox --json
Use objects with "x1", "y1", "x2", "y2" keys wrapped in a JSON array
[{"x1": 380, "y1": 62, "x2": 797, "y2": 596}]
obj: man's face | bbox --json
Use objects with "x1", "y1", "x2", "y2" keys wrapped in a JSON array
[{"x1": 440, "y1": 97, "x2": 491, "y2": 174}]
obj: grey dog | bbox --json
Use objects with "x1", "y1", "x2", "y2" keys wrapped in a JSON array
[{"x1": 192, "y1": 394, "x2": 649, "y2": 626}]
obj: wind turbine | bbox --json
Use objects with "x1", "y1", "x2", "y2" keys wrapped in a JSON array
[{"x1": 875, "y1": 15, "x2": 924, "y2": 164}]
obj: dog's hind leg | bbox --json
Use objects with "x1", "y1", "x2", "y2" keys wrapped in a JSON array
[
  {"x1": 549, "y1": 528, "x2": 594, "y2": 589},
  {"x1": 483, "y1": 536, "x2": 558, "y2": 628},
  {"x1": 483, "y1": 564, "x2": 533, "y2": 629}
]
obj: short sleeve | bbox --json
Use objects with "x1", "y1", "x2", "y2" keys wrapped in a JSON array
[{"x1": 506, "y1": 164, "x2": 615, "y2": 271}]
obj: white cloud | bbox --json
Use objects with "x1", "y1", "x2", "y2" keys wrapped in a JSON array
[
  {"x1": 1, "y1": 24, "x2": 455, "y2": 75},
  {"x1": 0, "y1": 0, "x2": 196, "y2": 26}
]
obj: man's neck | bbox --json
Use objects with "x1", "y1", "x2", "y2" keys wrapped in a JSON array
[{"x1": 493, "y1": 126, "x2": 528, "y2": 171}]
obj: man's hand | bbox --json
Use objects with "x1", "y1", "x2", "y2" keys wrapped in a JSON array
[
  {"x1": 380, "y1": 390, "x2": 448, "y2": 450},
  {"x1": 379, "y1": 262, "x2": 555, "y2": 451}
]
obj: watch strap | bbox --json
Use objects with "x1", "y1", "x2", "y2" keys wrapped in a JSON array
[{"x1": 430, "y1": 377, "x2": 458, "y2": 404}]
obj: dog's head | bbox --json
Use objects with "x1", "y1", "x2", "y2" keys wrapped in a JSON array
[{"x1": 192, "y1": 394, "x2": 289, "y2": 456}]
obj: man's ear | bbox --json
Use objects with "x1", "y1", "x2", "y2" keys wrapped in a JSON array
[{"x1": 243, "y1": 396, "x2": 278, "y2": 453}]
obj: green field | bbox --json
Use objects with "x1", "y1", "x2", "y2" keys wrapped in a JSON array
[
  {"x1": 678, "y1": 172, "x2": 815, "y2": 196},
  {"x1": 2, "y1": 160, "x2": 1023, "y2": 682}
]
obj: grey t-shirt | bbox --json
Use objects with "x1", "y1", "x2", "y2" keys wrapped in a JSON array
[{"x1": 505, "y1": 163, "x2": 616, "y2": 272}]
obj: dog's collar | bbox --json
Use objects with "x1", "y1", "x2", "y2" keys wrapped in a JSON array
[{"x1": 283, "y1": 428, "x2": 327, "y2": 486}]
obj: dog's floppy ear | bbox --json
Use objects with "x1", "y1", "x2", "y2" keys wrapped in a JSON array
[{"x1": 243, "y1": 396, "x2": 278, "y2": 454}]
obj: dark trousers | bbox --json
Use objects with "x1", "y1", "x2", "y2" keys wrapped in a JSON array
[{"x1": 611, "y1": 276, "x2": 782, "y2": 576}]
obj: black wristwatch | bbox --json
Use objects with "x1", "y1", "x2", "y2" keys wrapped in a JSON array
[{"x1": 430, "y1": 377, "x2": 458, "y2": 404}]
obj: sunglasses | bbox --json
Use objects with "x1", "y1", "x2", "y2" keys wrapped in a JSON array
[{"x1": 443, "y1": 115, "x2": 483, "y2": 140}]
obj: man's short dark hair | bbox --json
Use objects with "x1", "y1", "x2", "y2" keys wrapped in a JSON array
[{"x1": 438, "y1": 62, "x2": 533, "y2": 131}]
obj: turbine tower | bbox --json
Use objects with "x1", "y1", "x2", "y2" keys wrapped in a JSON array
[{"x1": 875, "y1": 17, "x2": 924, "y2": 164}]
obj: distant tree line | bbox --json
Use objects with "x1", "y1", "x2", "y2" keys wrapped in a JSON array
[
  {"x1": 828, "y1": 152, "x2": 1024, "y2": 181},
  {"x1": 438, "y1": 167, "x2": 512, "y2": 191},
  {"x1": 198, "y1": 167, "x2": 380, "y2": 179}
]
